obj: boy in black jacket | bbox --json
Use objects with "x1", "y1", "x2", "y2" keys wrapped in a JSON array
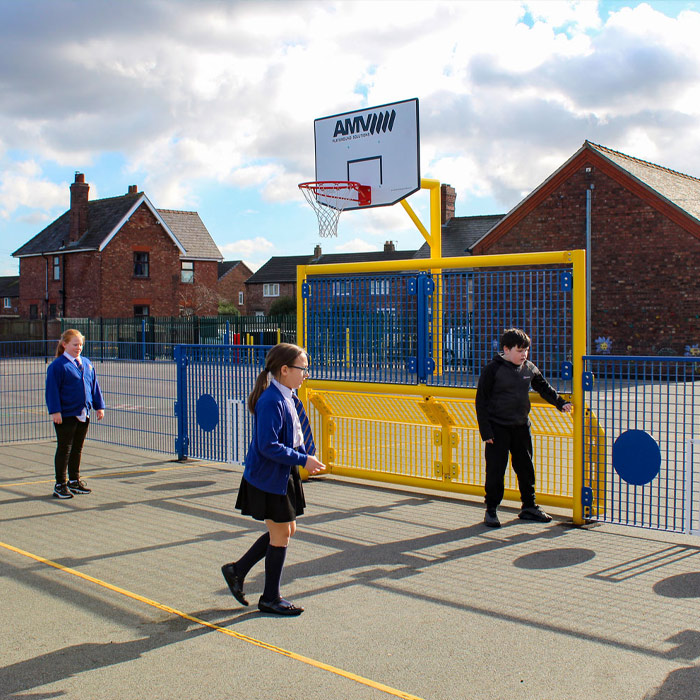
[{"x1": 475, "y1": 328, "x2": 572, "y2": 528}]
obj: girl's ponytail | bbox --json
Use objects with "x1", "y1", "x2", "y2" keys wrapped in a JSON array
[{"x1": 247, "y1": 368, "x2": 270, "y2": 414}]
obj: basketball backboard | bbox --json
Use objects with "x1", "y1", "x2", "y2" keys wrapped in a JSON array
[{"x1": 313, "y1": 98, "x2": 420, "y2": 210}]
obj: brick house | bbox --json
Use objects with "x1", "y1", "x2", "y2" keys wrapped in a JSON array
[
  {"x1": 424, "y1": 143, "x2": 699, "y2": 355},
  {"x1": 12, "y1": 173, "x2": 223, "y2": 319},
  {"x1": 0, "y1": 276, "x2": 19, "y2": 317},
  {"x1": 471, "y1": 142, "x2": 700, "y2": 354},
  {"x1": 245, "y1": 241, "x2": 417, "y2": 316},
  {"x1": 217, "y1": 260, "x2": 253, "y2": 314}
]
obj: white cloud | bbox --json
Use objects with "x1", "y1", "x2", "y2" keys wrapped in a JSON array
[
  {"x1": 0, "y1": 161, "x2": 66, "y2": 219},
  {"x1": 2, "y1": 0, "x2": 700, "y2": 270}
]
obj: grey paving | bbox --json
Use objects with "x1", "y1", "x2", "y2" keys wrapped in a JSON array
[{"x1": 1, "y1": 441, "x2": 700, "y2": 699}]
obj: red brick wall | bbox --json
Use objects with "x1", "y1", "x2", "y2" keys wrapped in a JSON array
[
  {"x1": 99, "y1": 205, "x2": 181, "y2": 316},
  {"x1": 217, "y1": 263, "x2": 253, "y2": 314},
  {"x1": 246, "y1": 282, "x2": 296, "y2": 315},
  {"x1": 18, "y1": 256, "x2": 68, "y2": 319},
  {"x1": 478, "y1": 163, "x2": 700, "y2": 354}
]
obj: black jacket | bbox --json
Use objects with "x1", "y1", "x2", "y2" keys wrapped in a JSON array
[{"x1": 475, "y1": 354, "x2": 567, "y2": 441}]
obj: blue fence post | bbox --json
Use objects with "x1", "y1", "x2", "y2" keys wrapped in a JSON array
[
  {"x1": 416, "y1": 272, "x2": 435, "y2": 382},
  {"x1": 174, "y1": 345, "x2": 189, "y2": 460}
]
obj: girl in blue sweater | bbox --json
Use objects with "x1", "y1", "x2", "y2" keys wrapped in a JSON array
[
  {"x1": 221, "y1": 343, "x2": 325, "y2": 616},
  {"x1": 45, "y1": 329, "x2": 105, "y2": 499}
]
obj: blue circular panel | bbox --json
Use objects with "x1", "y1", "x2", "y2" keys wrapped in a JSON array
[
  {"x1": 196, "y1": 393, "x2": 219, "y2": 433},
  {"x1": 612, "y1": 429, "x2": 661, "y2": 486}
]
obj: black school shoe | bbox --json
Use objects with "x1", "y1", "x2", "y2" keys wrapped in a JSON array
[
  {"x1": 68, "y1": 479, "x2": 91, "y2": 494},
  {"x1": 258, "y1": 597, "x2": 304, "y2": 616},
  {"x1": 221, "y1": 563, "x2": 249, "y2": 606},
  {"x1": 518, "y1": 505, "x2": 552, "y2": 522},
  {"x1": 53, "y1": 483, "x2": 73, "y2": 499}
]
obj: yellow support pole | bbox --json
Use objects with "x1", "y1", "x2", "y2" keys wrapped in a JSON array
[
  {"x1": 571, "y1": 249, "x2": 586, "y2": 525},
  {"x1": 296, "y1": 264, "x2": 306, "y2": 347}
]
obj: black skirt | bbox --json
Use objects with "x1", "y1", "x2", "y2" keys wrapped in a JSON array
[{"x1": 235, "y1": 464, "x2": 306, "y2": 523}]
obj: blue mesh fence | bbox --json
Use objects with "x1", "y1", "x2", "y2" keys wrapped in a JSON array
[
  {"x1": 302, "y1": 266, "x2": 573, "y2": 391},
  {"x1": 0, "y1": 342, "x2": 55, "y2": 443},
  {"x1": 583, "y1": 356, "x2": 700, "y2": 532},
  {"x1": 303, "y1": 273, "x2": 418, "y2": 384}
]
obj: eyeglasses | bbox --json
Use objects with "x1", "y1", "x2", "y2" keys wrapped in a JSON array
[{"x1": 288, "y1": 365, "x2": 310, "y2": 375}]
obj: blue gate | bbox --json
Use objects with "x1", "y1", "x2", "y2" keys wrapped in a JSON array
[
  {"x1": 582, "y1": 356, "x2": 700, "y2": 532},
  {"x1": 174, "y1": 344, "x2": 270, "y2": 462}
]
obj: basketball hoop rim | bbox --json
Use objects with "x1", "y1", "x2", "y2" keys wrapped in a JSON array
[{"x1": 298, "y1": 180, "x2": 371, "y2": 207}]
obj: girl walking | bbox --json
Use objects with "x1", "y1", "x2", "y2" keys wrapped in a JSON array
[
  {"x1": 222, "y1": 343, "x2": 325, "y2": 615},
  {"x1": 45, "y1": 329, "x2": 105, "y2": 499}
]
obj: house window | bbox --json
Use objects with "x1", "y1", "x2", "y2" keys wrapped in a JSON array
[
  {"x1": 29, "y1": 304, "x2": 38, "y2": 319},
  {"x1": 255, "y1": 310, "x2": 265, "y2": 317},
  {"x1": 238, "y1": 291, "x2": 244, "y2": 305},
  {"x1": 181, "y1": 261, "x2": 194, "y2": 284},
  {"x1": 370, "y1": 279, "x2": 389, "y2": 295},
  {"x1": 3, "y1": 297, "x2": 10, "y2": 309},
  {"x1": 48, "y1": 303, "x2": 57, "y2": 319},
  {"x1": 263, "y1": 283, "x2": 280, "y2": 297},
  {"x1": 134, "y1": 252, "x2": 149, "y2": 278},
  {"x1": 53, "y1": 256, "x2": 60, "y2": 281},
  {"x1": 134, "y1": 305, "x2": 150, "y2": 317},
  {"x1": 332, "y1": 281, "x2": 350, "y2": 296}
]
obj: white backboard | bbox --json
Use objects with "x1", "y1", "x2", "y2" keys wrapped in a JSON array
[{"x1": 314, "y1": 98, "x2": 420, "y2": 209}]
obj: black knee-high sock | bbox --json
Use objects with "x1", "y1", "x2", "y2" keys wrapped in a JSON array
[
  {"x1": 234, "y1": 532, "x2": 270, "y2": 580},
  {"x1": 262, "y1": 545, "x2": 287, "y2": 602}
]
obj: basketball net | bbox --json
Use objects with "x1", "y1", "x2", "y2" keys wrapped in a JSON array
[{"x1": 299, "y1": 181, "x2": 371, "y2": 238}]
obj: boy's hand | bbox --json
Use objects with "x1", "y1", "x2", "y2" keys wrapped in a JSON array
[
  {"x1": 485, "y1": 438, "x2": 494, "y2": 444},
  {"x1": 561, "y1": 403, "x2": 573, "y2": 414}
]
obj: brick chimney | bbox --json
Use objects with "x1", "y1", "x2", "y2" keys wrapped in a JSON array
[
  {"x1": 128, "y1": 185, "x2": 138, "y2": 194},
  {"x1": 441, "y1": 183, "x2": 456, "y2": 225},
  {"x1": 69, "y1": 172, "x2": 89, "y2": 243},
  {"x1": 313, "y1": 244, "x2": 322, "y2": 258},
  {"x1": 384, "y1": 240, "x2": 395, "y2": 252}
]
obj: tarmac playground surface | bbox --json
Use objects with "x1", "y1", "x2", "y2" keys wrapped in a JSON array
[{"x1": 2, "y1": 441, "x2": 700, "y2": 700}]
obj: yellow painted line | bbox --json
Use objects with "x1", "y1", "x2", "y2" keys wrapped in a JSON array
[
  {"x1": 0, "y1": 540, "x2": 425, "y2": 700},
  {"x1": 0, "y1": 462, "x2": 205, "y2": 489}
]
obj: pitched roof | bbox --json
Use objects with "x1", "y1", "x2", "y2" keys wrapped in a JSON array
[
  {"x1": 13, "y1": 192, "x2": 222, "y2": 261},
  {"x1": 218, "y1": 260, "x2": 253, "y2": 279},
  {"x1": 587, "y1": 141, "x2": 700, "y2": 221},
  {"x1": 413, "y1": 214, "x2": 504, "y2": 258},
  {"x1": 247, "y1": 249, "x2": 418, "y2": 284},
  {"x1": 0, "y1": 276, "x2": 19, "y2": 296},
  {"x1": 158, "y1": 209, "x2": 222, "y2": 260},
  {"x1": 12, "y1": 193, "x2": 142, "y2": 257},
  {"x1": 472, "y1": 141, "x2": 700, "y2": 252}
]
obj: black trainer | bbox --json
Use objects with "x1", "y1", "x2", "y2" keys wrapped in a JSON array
[
  {"x1": 53, "y1": 483, "x2": 73, "y2": 499},
  {"x1": 68, "y1": 479, "x2": 91, "y2": 494},
  {"x1": 519, "y1": 505, "x2": 552, "y2": 522},
  {"x1": 484, "y1": 508, "x2": 501, "y2": 528}
]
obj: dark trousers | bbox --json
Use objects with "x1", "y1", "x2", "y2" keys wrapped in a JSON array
[
  {"x1": 484, "y1": 423, "x2": 536, "y2": 509},
  {"x1": 54, "y1": 417, "x2": 90, "y2": 484}
]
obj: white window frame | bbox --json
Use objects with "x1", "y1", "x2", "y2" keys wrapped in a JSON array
[
  {"x1": 263, "y1": 283, "x2": 280, "y2": 297},
  {"x1": 53, "y1": 256, "x2": 60, "y2": 281},
  {"x1": 370, "y1": 279, "x2": 389, "y2": 295},
  {"x1": 332, "y1": 281, "x2": 350, "y2": 296},
  {"x1": 238, "y1": 291, "x2": 244, "y2": 305},
  {"x1": 181, "y1": 260, "x2": 194, "y2": 284},
  {"x1": 3, "y1": 297, "x2": 11, "y2": 309}
]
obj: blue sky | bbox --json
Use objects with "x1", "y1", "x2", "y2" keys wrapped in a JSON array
[{"x1": 2, "y1": 0, "x2": 700, "y2": 276}]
